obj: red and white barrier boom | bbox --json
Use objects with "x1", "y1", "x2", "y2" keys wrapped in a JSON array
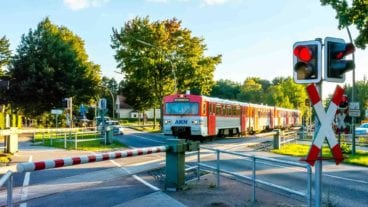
[
  {"x1": 304, "y1": 83, "x2": 344, "y2": 166},
  {"x1": 17, "y1": 146, "x2": 167, "y2": 173}
]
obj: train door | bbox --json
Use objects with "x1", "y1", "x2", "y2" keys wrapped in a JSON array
[
  {"x1": 240, "y1": 106, "x2": 247, "y2": 135},
  {"x1": 254, "y1": 108, "x2": 259, "y2": 132},
  {"x1": 208, "y1": 103, "x2": 216, "y2": 136}
]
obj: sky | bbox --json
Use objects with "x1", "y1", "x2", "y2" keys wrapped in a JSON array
[{"x1": 1, "y1": 0, "x2": 367, "y2": 97}]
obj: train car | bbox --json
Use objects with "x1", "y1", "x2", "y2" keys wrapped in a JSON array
[{"x1": 163, "y1": 93, "x2": 301, "y2": 139}]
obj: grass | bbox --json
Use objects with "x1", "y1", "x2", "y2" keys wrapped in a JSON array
[
  {"x1": 0, "y1": 153, "x2": 12, "y2": 165},
  {"x1": 33, "y1": 132, "x2": 126, "y2": 152},
  {"x1": 272, "y1": 143, "x2": 368, "y2": 167}
]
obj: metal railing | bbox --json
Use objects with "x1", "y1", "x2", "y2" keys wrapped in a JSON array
[
  {"x1": 0, "y1": 171, "x2": 13, "y2": 207},
  {"x1": 196, "y1": 146, "x2": 312, "y2": 207}
]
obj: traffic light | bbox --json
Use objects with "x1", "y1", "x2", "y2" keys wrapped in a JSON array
[
  {"x1": 339, "y1": 95, "x2": 349, "y2": 109},
  {"x1": 324, "y1": 37, "x2": 355, "y2": 82},
  {"x1": 293, "y1": 40, "x2": 322, "y2": 84}
]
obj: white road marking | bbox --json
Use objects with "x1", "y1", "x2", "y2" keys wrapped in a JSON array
[
  {"x1": 129, "y1": 134, "x2": 165, "y2": 144},
  {"x1": 325, "y1": 173, "x2": 368, "y2": 185},
  {"x1": 109, "y1": 159, "x2": 160, "y2": 191},
  {"x1": 20, "y1": 156, "x2": 32, "y2": 207}
]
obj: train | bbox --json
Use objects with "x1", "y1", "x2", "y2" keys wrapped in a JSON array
[{"x1": 163, "y1": 93, "x2": 302, "y2": 139}]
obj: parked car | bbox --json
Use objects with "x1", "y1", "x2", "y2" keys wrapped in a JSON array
[
  {"x1": 355, "y1": 123, "x2": 368, "y2": 135},
  {"x1": 107, "y1": 120, "x2": 124, "y2": 135}
]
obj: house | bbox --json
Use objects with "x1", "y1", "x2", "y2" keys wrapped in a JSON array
[{"x1": 115, "y1": 95, "x2": 161, "y2": 119}]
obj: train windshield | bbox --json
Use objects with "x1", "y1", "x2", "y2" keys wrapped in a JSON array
[{"x1": 165, "y1": 102, "x2": 199, "y2": 115}]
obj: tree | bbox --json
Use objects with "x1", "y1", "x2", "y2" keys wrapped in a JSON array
[
  {"x1": 111, "y1": 16, "x2": 222, "y2": 127},
  {"x1": 321, "y1": 0, "x2": 368, "y2": 49},
  {"x1": 0, "y1": 36, "x2": 11, "y2": 75},
  {"x1": 210, "y1": 79, "x2": 241, "y2": 100},
  {"x1": 100, "y1": 77, "x2": 118, "y2": 118},
  {"x1": 345, "y1": 76, "x2": 368, "y2": 122},
  {"x1": 268, "y1": 77, "x2": 309, "y2": 116},
  {"x1": 237, "y1": 77, "x2": 270, "y2": 104},
  {"x1": 7, "y1": 18, "x2": 101, "y2": 116}
]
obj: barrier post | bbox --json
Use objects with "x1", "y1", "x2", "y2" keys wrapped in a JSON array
[
  {"x1": 273, "y1": 129, "x2": 281, "y2": 149},
  {"x1": 165, "y1": 139, "x2": 199, "y2": 191},
  {"x1": 165, "y1": 139, "x2": 186, "y2": 191}
]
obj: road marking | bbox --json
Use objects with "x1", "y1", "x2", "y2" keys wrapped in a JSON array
[
  {"x1": 20, "y1": 156, "x2": 32, "y2": 207},
  {"x1": 325, "y1": 173, "x2": 368, "y2": 185},
  {"x1": 129, "y1": 134, "x2": 165, "y2": 144},
  {"x1": 109, "y1": 159, "x2": 160, "y2": 191}
]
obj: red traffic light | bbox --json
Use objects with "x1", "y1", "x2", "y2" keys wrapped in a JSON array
[
  {"x1": 293, "y1": 46, "x2": 312, "y2": 62},
  {"x1": 335, "y1": 43, "x2": 355, "y2": 59}
]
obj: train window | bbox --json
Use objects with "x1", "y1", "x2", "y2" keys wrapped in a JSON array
[
  {"x1": 202, "y1": 103, "x2": 206, "y2": 115},
  {"x1": 222, "y1": 105, "x2": 226, "y2": 116},
  {"x1": 227, "y1": 106, "x2": 231, "y2": 116},
  {"x1": 216, "y1": 105, "x2": 221, "y2": 115},
  {"x1": 165, "y1": 102, "x2": 199, "y2": 115}
]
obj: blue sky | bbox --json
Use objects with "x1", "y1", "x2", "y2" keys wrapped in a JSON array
[{"x1": 1, "y1": 0, "x2": 367, "y2": 95}]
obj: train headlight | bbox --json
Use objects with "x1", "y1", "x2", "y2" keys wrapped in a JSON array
[
  {"x1": 164, "y1": 120, "x2": 172, "y2": 125},
  {"x1": 192, "y1": 120, "x2": 201, "y2": 125}
]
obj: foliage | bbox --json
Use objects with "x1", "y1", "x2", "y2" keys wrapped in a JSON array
[
  {"x1": 321, "y1": 0, "x2": 368, "y2": 49},
  {"x1": 237, "y1": 77, "x2": 267, "y2": 103},
  {"x1": 7, "y1": 17, "x2": 101, "y2": 117},
  {"x1": 111, "y1": 16, "x2": 222, "y2": 119},
  {"x1": 340, "y1": 142, "x2": 352, "y2": 153},
  {"x1": 210, "y1": 79, "x2": 241, "y2": 100},
  {"x1": 344, "y1": 76, "x2": 368, "y2": 122},
  {"x1": 100, "y1": 76, "x2": 118, "y2": 118},
  {"x1": 0, "y1": 36, "x2": 11, "y2": 74}
]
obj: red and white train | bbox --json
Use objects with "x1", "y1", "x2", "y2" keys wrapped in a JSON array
[{"x1": 163, "y1": 93, "x2": 301, "y2": 139}]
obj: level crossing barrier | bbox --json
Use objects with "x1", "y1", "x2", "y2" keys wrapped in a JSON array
[
  {"x1": 196, "y1": 146, "x2": 312, "y2": 207},
  {"x1": 0, "y1": 146, "x2": 167, "y2": 206}
]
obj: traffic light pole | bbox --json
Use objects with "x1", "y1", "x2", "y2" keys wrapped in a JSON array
[{"x1": 346, "y1": 27, "x2": 356, "y2": 155}]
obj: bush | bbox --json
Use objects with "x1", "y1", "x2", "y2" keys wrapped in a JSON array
[{"x1": 340, "y1": 143, "x2": 352, "y2": 154}]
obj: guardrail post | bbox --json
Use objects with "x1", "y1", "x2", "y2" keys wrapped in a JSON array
[
  {"x1": 165, "y1": 139, "x2": 186, "y2": 191},
  {"x1": 307, "y1": 165, "x2": 312, "y2": 207},
  {"x1": 197, "y1": 148, "x2": 200, "y2": 181},
  {"x1": 75, "y1": 133, "x2": 77, "y2": 150},
  {"x1": 273, "y1": 129, "x2": 281, "y2": 149},
  {"x1": 216, "y1": 149, "x2": 220, "y2": 187},
  {"x1": 252, "y1": 155, "x2": 256, "y2": 203},
  {"x1": 7, "y1": 174, "x2": 13, "y2": 207},
  {"x1": 64, "y1": 132, "x2": 67, "y2": 149}
]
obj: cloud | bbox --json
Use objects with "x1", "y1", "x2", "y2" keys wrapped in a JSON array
[
  {"x1": 63, "y1": 0, "x2": 109, "y2": 11},
  {"x1": 202, "y1": 0, "x2": 229, "y2": 5}
]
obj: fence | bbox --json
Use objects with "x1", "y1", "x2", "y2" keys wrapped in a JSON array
[
  {"x1": 0, "y1": 146, "x2": 167, "y2": 206},
  {"x1": 196, "y1": 146, "x2": 312, "y2": 207}
]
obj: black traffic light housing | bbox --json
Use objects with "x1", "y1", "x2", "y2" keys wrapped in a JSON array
[
  {"x1": 324, "y1": 37, "x2": 355, "y2": 83},
  {"x1": 339, "y1": 95, "x2": 349, "y2": 109},
  {"x1": 293, "y1": 40, "x2": 322, "y2": 84}
]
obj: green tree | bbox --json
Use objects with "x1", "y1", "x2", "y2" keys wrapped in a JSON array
[
  {"x1": 7, "y1": 18, "x2": 101, "y2": 117},
  {"x1": 268, "y1": 77, "x2": 308, "y2": 115},
  {"x1": 111, "y1": 16, "x2": 222, "y2": 127},
  {"x1": 237, "y1": 77, "x2": 270, "y2": 104},
  {"x1": 321, "y1": 0, "x2": 368, "y2": 49},
  {"x1": 345, "y1": 76, "x2": 368, "y2": 122},
  {"x1": 0, "y1": 36, "x2": 11, "y2": 75},
  {"x1": 210, "y1": 79, "x2": 241, "y2": 100}
]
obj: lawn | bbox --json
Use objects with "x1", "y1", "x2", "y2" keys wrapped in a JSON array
[
  {"x1": 272, "y1": 143, "x2": 368, "y2": 167},
  {"x1": 33, "y1": 131, "x2": 126, "y2": 151}
]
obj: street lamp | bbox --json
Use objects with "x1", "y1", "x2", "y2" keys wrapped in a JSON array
[{"x1": 135, "y1": 39, "x2": 178, "y2": 93}]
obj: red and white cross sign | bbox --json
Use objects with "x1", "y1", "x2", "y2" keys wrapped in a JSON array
[{"x1": 304, "y1": 83, "x2": 344, "y2": 166}]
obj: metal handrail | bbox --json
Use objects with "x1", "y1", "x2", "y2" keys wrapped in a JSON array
[
  {"x1": 0, "y1": 170, "x2": 13, "y2": 207},
  {"x1": 197, "y1": 146, "x2": 311, "y2": 207}
]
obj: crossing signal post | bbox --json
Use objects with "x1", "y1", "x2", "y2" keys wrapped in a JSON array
[
  {"x1": 324, "y1": 37, "x2": 355, "y2": 82},
  {"x1": 293, "y1": 40, "x2": 322, "y2": 84}
]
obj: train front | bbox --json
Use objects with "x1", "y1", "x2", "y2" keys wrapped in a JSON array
[{"x1": 163, "y1": 94, "x2": 205, "y2": 139}]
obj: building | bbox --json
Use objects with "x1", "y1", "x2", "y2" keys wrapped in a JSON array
[{"x1": 115, "y1": 95, "x2": 161, "y2": 119}]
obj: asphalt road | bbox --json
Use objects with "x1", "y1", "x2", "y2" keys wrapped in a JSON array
[{"x1": 2, "y1": 128, "x2": 368, "y2": 207}]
